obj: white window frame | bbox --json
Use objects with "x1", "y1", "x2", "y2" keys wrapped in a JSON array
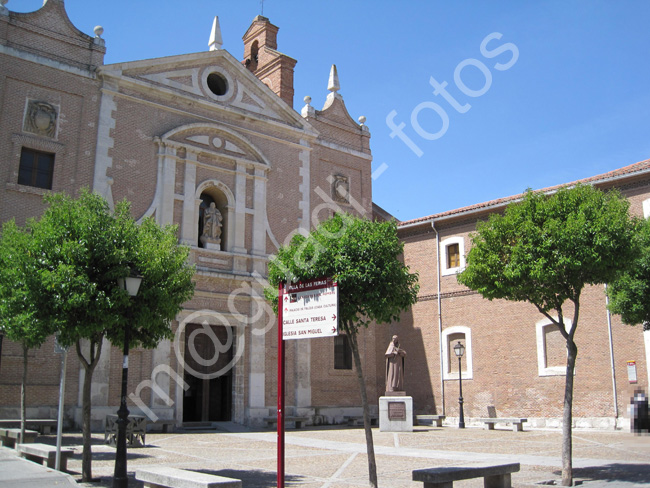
[
  {"x1": 643, "y1": 198, "x2": 650, "y2": 219},
  {"x1": 440, "y1": 236, "x2": 465, "y2": 276},
  {"x1": 442, "y1": 326, "x2": 473, "y2": 380},
  {"x1": 536, "y1": 317, "x2": 570, "y2": 376}
]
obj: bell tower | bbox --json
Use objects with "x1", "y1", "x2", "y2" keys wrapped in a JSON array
[{"x1": 242, "y1": 16, "x2": 296, "y2": 107}]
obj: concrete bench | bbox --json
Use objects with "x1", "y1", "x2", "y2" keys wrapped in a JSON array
[
  {"x1": 136, "y1": 466, "x2": 241, "y2": 488},
  {"x1": 17, "y1": 442, "x2": 74, "y2": 471},
  {"x1": 263, "y1": 416, "x2": 309, "y2": 429},
  {"x1": 415, "y1": 415, "x2": 446, "y2": 427},
  {"x1": 0, "y1": 419, "x2": 57, "y2": 435},
  {"x1": 477, "y1": 418, "x2": 528, "y2": 432},
  {"x1": 0, "y1": 427, "x2": 38, "y2": 448},
  {"x1": 413, "y1": 462, "x2": 520, "y2": 488}
]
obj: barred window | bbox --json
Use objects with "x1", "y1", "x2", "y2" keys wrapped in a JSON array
[
  {"x1": 334, "y1": 334, "x2": 352, "y2": 370},
  {"x1": 18, "y1": 148, "x2": 54, "y2": 189}
]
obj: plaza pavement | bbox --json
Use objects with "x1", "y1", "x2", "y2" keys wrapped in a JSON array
[{"x1": 1, "y1": 422, "x2": 649, "y2": 487}]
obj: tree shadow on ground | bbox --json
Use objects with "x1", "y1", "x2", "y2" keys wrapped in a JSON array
[
  {"x1": 553, "y1": 464, "x2": 650, "y2": 484},
  {"x1": 196, "y1": 468, "x2": 305, "y2": 488}
]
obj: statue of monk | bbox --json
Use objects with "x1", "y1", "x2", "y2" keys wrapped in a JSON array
[
  {"x1": 385, "y1": 335, "x2": 406, "y2": 394},
  {"x1": 202, "y1": 202, "x2": 222, "y2": 241}
]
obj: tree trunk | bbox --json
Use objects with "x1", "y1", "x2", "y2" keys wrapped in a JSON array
[
  {"x1": 76, "y1": 337, "x2": 103, "y2": 482},
  {"x1": 348, "y1": 323, "x2": 378, "y2": 488},
  {"x1": 21, "y1": 344, "x2": 28, "y2": 442},
  {"x1": 561, "y1": 338, "x2": 578, "y2": 486}
]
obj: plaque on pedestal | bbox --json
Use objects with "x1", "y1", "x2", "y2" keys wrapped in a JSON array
[{"x1": 379, "y1": 396, "x2": 413, "y2": 432}]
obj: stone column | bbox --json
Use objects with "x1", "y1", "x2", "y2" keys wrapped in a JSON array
[{"x1": 180, "y1": 152, "x2": 197, "y2": 246}]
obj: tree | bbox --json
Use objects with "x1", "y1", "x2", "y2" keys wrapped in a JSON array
[
  {"x1": 457, "y1": 184, "x2": 637, "y2": 486},
  {"x1": 30, "y1": 189, "x2": 195, "y2": 481},
  {"x1": 265, "y1": 213, "x2": 419, "y2": 488},
  {"x1": 0, "y1": 220, "x2": 55, "y2": 442},
  {"x1": 607, "y1": 216, "x2": 650, "y2": 330}
]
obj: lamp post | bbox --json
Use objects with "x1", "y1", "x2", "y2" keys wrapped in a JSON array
[
  {"x1": 453, "y1": 340, "x2": 465, "y2": 429},
  {"x1": 112, "y1": 268, "x2": 142, "y2": 488}
]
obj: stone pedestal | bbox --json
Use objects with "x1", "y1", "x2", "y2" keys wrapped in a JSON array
[{"x1": 379, "y1": 396, "x2": 413, "y2": 432}]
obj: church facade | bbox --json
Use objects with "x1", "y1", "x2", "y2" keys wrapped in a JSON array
[
  {"x1": 0, "y1": 0, "x2": 381, "y2": 429},
  {"x1": 0, "y1": 0, "x2": 648, "y2": 431}
]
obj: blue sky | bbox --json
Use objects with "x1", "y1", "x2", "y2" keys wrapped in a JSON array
[{"x1": 13, "y1": 1, "x2": 650, "y2": 222}]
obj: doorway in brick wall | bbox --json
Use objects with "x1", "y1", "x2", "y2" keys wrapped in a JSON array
[{"x1": 182, "y1": 323, "x2": 233, "y2": 422}]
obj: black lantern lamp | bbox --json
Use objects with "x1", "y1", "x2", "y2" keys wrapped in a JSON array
[
  {"x1": 113, "y1": 268, "x2": 142, "y2": 488},
  {"x1": 453, "y1": 340, "x2": 466, "y2": 429}
]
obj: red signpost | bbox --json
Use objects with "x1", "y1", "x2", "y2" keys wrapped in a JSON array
[
  {"x1": 277, "y1": 282, "x2": 285, "y2": 488},
  {"x1": 277, "y1": 278, "x2": 338, "y2": 488}
]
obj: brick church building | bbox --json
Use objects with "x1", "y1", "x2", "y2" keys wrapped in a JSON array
[{"x1": 0, "y1": 0, "x2": 647, "y2": 430}]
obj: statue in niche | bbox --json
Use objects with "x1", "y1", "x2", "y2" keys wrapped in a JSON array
[
  {"x1": 385, "y1": 335, "x2": 406, "y2": 395},
  {"x1": 200, "y1": 202, "x2": 223, "y2": 250}
]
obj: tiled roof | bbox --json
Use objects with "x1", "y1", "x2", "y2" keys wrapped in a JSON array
[{"x1": 398, "y1": 158, "x2": 650, "y2": 227}]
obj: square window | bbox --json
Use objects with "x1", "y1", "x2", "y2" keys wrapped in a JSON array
[
  {"x1": 334, "y1": 334, "x2": 352, "y2": 370},
  {"x1": 18, "y1": 148, "x2": 54, "y2": 189},
  {"x1": 447, "y1": 243, "x2": 460, "y2": 269}
]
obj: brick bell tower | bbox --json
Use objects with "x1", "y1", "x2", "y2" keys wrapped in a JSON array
[{"x1": 242, "y1": 16, "x2": 297, "y2": 107}]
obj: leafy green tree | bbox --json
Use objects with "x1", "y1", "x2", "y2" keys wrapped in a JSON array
[
  {"x1": 0, "y1": 220, "x2": 55, "y2": 442},
  {"x1": 30, "y1": 190, "x2": 195, "y2": 481},
  {"x1": 607, "y1": 216, "x2": 650, "y2": 330},
  {"x1": 266, "y1": 213, "x2": 419, "y2": 488},
  {"x1": 457, "y1": 184, "x2": 637, "y2": 486}
]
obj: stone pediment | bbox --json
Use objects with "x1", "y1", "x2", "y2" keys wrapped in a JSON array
[
  {"x1": 100, "y1": 50, "x2": 310, "y2": 130},
  {"x1": 162, "y1": 123, "x2": 270, "y2": 167}
]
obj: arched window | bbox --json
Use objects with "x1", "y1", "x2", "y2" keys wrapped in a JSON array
[
  {"x1": 440, "y1": 236, "x2": 466, "y2": 276},
  {"x1": 643, "y1": 198, "x2": 650, "y2": 219},
  {"x1": 442, "y1": 326, "x2": 473, "y2": 380},
  {"x1": 536, "y1": 317, "x2": 569, "y2": 376}
]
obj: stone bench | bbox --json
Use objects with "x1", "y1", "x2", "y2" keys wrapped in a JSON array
[
  {"x1": 263, "y1": 416, "x2": 309, "y2": 429},
  {"x1": 415, "y1": 415, "x2": 446, "y2": 427},
  {"x1": 0, "y1": 419, "x2": 57, "y2": 435},
  {"x1": 413, "y1": 462, "x2": 520, "y2": 488},
  {"x1": 17, "y1": 442, "x2": 74, "y2": 471},
  {"x1": 149, "y1": 419, "x2": 176, "y2": 433},
  {"x1": 0, "y1": 427, "x2": 38, "y2": 448},
  {"x1": 136, "y1": 466, "x2": 241, "y2": 488},
  {"x1": 477, "y1": 418, "x2": 528, "y2": 432},
  {"x1": 344, "y1": 415, "x2": 378, "y2": 427}
]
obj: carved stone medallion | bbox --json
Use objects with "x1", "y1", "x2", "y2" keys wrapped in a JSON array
[
  {"x1": 331, "y1": 174, "x2": 349, "y2": 204},
  {"x1": 24, "y1": 100, "x2": 57, "y2": 138}
]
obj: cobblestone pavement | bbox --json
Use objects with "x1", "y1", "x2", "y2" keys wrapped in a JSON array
[{"x1": 23, "y1": 423, "x2": 650, "y2": 487}]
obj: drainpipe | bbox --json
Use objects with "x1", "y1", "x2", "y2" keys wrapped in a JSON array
[
  {"x1": 604, "y1": 284, "x2": 619, "y2": 420},
  {"x1": 432, "y1": 221, "x2": 445, "y2": 415}
]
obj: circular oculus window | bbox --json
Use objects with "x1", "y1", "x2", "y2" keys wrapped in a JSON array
[{"x1": 206, "y1": 72, "x2": 228, "y2": 96}]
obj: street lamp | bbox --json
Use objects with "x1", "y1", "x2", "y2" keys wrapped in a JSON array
[
  {"x1": 453, "y1": 341, "x2": 465, "y2": 429},
  {"x1": 113, "y1": 268, "x2": 142, "y2": 488}
]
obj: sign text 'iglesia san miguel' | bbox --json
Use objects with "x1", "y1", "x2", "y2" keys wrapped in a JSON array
[{"x1": 281, "y1": 278, "x2": 339, "y2": 340}]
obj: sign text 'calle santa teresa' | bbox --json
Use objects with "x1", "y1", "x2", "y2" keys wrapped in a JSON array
[{"x1": 281, "y1": 278, "x2": 338, "y2": 340}]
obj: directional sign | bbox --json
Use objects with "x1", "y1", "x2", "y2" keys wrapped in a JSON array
[{"x1": 281, "y1": 278, "x2": 338, "y2": 340}]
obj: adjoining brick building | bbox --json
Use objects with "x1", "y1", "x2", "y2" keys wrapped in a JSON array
[
  {"x1": 0, "y1": 0, "x2": 648, "y2": 431},
  {"x1": 397, "y1": 160, "x2": 650, "y2": 429}
]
